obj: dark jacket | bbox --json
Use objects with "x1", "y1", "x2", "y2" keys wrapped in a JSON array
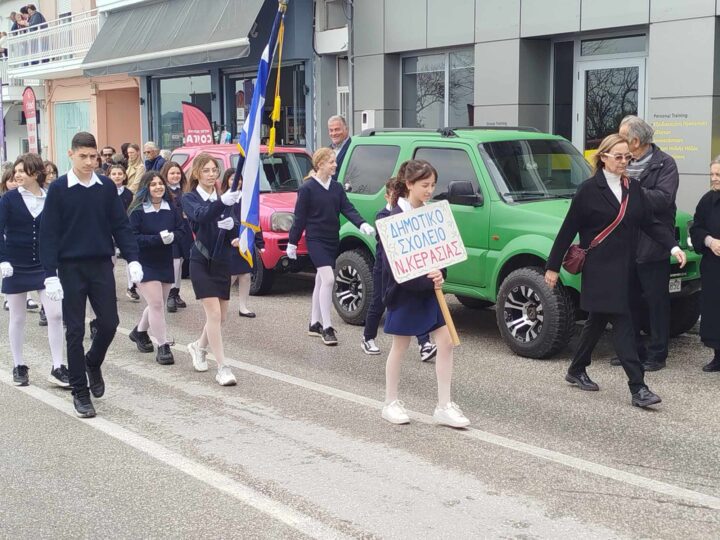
[
  {"x1": 547, "y1": 169, "x2": 677, "y2": 314},
  {"x1": 634, "y1": 144, "x2": 679, "y2": 263},
  {"x1": 0, "y1": 189, "x2": 43, "y2": 269},
  {"x1": 145, "y1": 155, "x2": 167, "y2": 172},
  {"x1": 689, "y1": 190, "x2": 720, "y2": 347},
  {"x1": 331, "y1": 137, "x2": 351, "y2": 182}
]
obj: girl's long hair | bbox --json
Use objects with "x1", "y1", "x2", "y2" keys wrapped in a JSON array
[
  {"x1": 592, "y1": 133, "x2": 627, "y2": 175},
  {"x1": 128, "y1": 170, "x2": 171, "y2": 215},
  {"x1": 388, "y1": 159, "x2": 438, "y2": 207},
  {"x1": 108, "y1": 163, "x2": 127, "y2": 185},
  {"x1": 160, "y1": 160, "x2": 188, "y2": 192},
  {"x1": 220, "y1": 167, "x2": 237, "y2": 193},
  {"x1": 304, "y1": 147, "x2": 334, "y2": 181},
  {"x1": 14, "y1": 153, "x2": 46, "y2": 188},
  {"x1": 186, "y1": 153, "x2": 220, "y2": 193}
]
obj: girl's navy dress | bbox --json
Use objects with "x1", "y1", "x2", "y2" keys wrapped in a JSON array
[
  {"x1": 117, "y1": 186, "x2": 133, "y2": 212},
  {"x1": 0, "y1": 188, "x2": 47, "y2": 294},
  {"x1": 168, "y1": 185, "x2": 193, "y2": 261},
  {"x1": 182, "y1": 187, "x2": 236, "y2": 300},
  {"x1": 288, "y1": 177, "x2": 364, "y2": 268},
  {"x1": 129, "y1": 200, "x2": 185, "y2": 284},
  {"x1": 380, "y1": 204, "x2": 446, "y2": 336}
]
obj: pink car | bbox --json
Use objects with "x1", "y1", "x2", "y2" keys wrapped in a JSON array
[{"x1": 170, "y1": 144, "x2": 313, "y2": 295}]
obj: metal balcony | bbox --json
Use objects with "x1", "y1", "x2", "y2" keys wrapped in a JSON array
[
  {"x1": 0, "y1": 58, "x2": 43, "y2": 105},
  {"x1": 6, "y1": 10, "x2": 99, "y2": 80}
]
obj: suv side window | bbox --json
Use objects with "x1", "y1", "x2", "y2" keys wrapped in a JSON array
[
  {"x1": 413, "y1": 147, "x2": 479, "y2": 196},
  {"x1": 344, "y1": 145, "x2": 400, "y2": 194}
]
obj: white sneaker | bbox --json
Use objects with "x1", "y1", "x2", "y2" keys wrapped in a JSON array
[
  {"x1": 361, "y1": 338, "x2": 381, "y2": 355},
  {"x1": 433, "y1": 402, "x2": 470, "y2": 428},
  {"x1": 188, "y1": 340, "x2": 208, "y2": 372},
  {"x1": 382, "y1": 400, "x2": 410, "y2": 424},
  {"x1": 216, "y1": 365, "x2": 237, "y2": 386}
]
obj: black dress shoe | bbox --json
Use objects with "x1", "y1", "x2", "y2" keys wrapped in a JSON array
[
  {"x1": 609, "y1": 356, "x2": 621, "y2": 366},
  {"x1": 166, "y1": 293, "x2": 177, "y2": 313},
  {"x1": 38, "y1": 307, "x2": 47, "y2": 327},
  {"x1": 156, "y1": 344, "x2": 175, "y2": 365},
  {"x1": 702, "y1": 359, "x2": 720, "y2": 372},
  {"x1": 85, "y1": 356, "x2": 105, "y2": 398},
  {"x1": 73, "y1": 394, "x2": 96, "y2": 418},
  {"x1": 565, "y1": 372, "x2": 600, "y2": 391},
  {"x1": 174, "y1": 290, "x2": 187, "y2": 308},
  {"x1": 239, "y1": 310, "x2": 256, "y2": 318},
  {"x1": 129, "y1": 326, "x2": 154, "y2": 353},
  {"x1": 632, "y1": 387, "x2": 662, "y2": 408},
  {"x1": 643, "y1": 361, "x2": 666, "y2": 372}
]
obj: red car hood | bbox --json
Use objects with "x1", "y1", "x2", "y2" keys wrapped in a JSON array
[{"x1": 259, "y1": 192, "x2": 297, "y2": 213}]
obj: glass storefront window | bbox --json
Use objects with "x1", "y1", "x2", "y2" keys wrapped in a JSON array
[
  {"x1": 159, "y1": 75, "x2": 212, "y2": 150},
  {"x1": 402, "y1": 49, "x2": 474, "y2": 128},
  {"x1": 580, "y1": 35, "x2": 646, "y2": 57}
]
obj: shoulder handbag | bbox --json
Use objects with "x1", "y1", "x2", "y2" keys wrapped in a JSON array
[{"x1": 562, "y1": 176, "x2": 629, "y2": 274}]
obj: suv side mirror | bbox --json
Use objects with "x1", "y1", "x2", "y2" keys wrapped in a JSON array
[{"x1": 447, "y1": 181, "x2": 483, "y2": 207}]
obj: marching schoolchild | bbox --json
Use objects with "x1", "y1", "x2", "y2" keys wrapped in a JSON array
[
  {"x1": 0, "y1": 153, "x2": 69, "y2": 387},
  {"x1": 127, "y1": 171, "x2": 185, "y2": 365},
  {"x1": 1, "y1": 167, "x2": 18, "y2": 313},
  {"x1": 159, "y1": 160, "x2": 191, "y2": 313},
  {"x1": 286, "y1": 147, "x2": 375, "y2": 345},
  {"x1": 40, "y1": 132, "x2": 143, "y2": 418},
  {"x1": 43, "y1": 160, "x2": 58, "y2": 184},
  {"x1": 379, "y1": 159, "x2": 470, "y2": 428},
  {"x1": 182, "y1": 153, "x2": 241, "y2": 386},
  {"x1": 362, "y1": 177, "x2": 437, "y2": 362},
  {"x1": 220, "y1": 167, "x2": 263, "y2": 318},
  {"x1": 109, "y1": 163, "x2": 133, "y2": 211}
]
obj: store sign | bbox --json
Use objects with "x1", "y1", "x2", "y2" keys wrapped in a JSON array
[
  {"x1": 182, "y1": 101, "x2": 213, "y2": 146},
  {"x1": 22, "y1": 87, "x2": 39, "y2": 154}
]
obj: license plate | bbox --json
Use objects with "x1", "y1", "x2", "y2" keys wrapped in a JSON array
[{"x1": 669, "y1": 278, "x2": 682, "y2": 293}]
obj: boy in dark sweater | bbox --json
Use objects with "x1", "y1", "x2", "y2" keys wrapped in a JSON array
[{"x1": 40, "y1": 132, "x2": 142, "y2": 418}]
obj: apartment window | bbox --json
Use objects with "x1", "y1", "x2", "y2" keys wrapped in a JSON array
[{"x1": 402, "y1": 49, "x2": 474, "y2": 129}]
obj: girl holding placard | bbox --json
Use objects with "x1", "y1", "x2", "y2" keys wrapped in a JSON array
[{"x1": 380, "y1": 159, "x2": 470, "y2": 428}]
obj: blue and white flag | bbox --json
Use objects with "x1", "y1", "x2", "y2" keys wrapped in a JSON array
[{"x1": 235, "y1": 2, "x2": 286, "y2": 267}]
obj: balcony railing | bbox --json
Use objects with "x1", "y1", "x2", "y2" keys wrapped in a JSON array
[
  {"x1": 6, "y1": 10, "x2": 99, "y2": 75},
  {"x1": 0, "y1": 58, "x2": 40, "y2": 87}
]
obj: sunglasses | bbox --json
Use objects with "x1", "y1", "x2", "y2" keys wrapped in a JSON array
[{"x1": 604, "y1": 153, "x2": 633, "y2": 162}]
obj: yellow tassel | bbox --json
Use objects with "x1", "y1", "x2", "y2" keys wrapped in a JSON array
[
  {"x1": 236, "y1": 143, "x2": 245, "y2": 158},
  {"x1": 271, "y1": 96, "x2": 281, "y2": 122},
  {"x1": 268, "y1": 126, "x2": 276, "y2": 154}
]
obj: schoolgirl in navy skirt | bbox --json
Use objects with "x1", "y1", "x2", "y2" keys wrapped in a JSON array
[
  {"x1": 181, "y1": 153, "x2": 241, "y2": 386},
  {"x1": 287, "y1": 147, "x2": 375, "y2": 345},
  {"x1": 378, "y1": 159, "x2": 469, "y2": 429},
  {"x1": 0, "y1": 153, "x2": 68, "y2": 388},
  {"x1": 127, "y1": 171, "x2": 185, "y2": 366},
  {"x1": 108, "y1": 163, "x2": 133, "y2": 211},
  {"x1": 160, "y1": 160, "x2": 192, "y2": 312}
]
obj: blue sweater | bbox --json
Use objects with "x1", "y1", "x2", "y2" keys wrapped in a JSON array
[
  {"x1": 40, "y1": 174, "x2": 139, "y2": 277},
  {"x1": 181, "y1": 189, "x2": 237, "y2": 262},
  {"x1": 118, "y1": 187, "x2": 133, "y2": 212},
  {"x1": 129, "y1": 201, "x2": 185, "y2": 274},
  {"x1": 288, "y1": 178, "x2": 364, "y2": 245},
  {"x1": 0, "y1": 189, "x2": 43, "y2": 269}
]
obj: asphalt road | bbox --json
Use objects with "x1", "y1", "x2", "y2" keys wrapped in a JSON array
[{"x1": 1, "y1": 264, "x2": 719, "y2": 539}]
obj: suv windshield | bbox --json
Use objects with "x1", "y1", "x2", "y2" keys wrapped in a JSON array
[
  {"x1": 230, "y1": 152, "x2": 312, "y2": 193},
  {"x1": 479, "y1": 139, "x2": 591, "y2": 203}
]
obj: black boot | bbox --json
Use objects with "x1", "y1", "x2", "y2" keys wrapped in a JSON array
[
  {"x1": 129, "y1": 326, "x2": 154, "y2": 353},
  {"x1": 174, "y1": 288, "x2": 187, "y2": 308},
  {"x1": 38, "y1": 306, "x2": 47, "y2": 327},
  {"x1": 156, "y1": 344, "x2": 175, "y2": 365},
  {"x1": 166, "y1": 289, "x2": 177, "y2": 313},
  {"x1": 703, "y1": 350, "x2": 720, "y2": 372}
]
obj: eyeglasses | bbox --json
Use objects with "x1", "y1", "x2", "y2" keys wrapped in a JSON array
[
  {"x1": 201, "y1": 168, "x2": 218, "y2": 174},
  {"x1": 604, "y1": 153, "x2": 633, "y2": 162},
  {"x1": 102, "y1": 153, "x2": 113, "y2": 157}
]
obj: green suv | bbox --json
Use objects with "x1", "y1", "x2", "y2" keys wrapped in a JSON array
[{"x1": 332, "y1": 127, "x2": 701, "y2": 358}]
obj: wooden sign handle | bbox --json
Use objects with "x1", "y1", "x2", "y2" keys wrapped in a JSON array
[{"x1": 435, "y1": 289, "x2": 460, "y2": 346}]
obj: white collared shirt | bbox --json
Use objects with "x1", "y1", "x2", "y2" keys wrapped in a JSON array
[
  {"x1": 117, "y1": 186, "x2": 125, "y2": 196},
  {"x1": 196, "y1": 186, "x2": 217, "y2": 202},
  {"x1": 67, "y1": 169, "x2": 103, "y2": 188},
  {"x1": 143, "y1": 200, "x2": 171, "y2": 213},
  {"x1": 331, "y1": 137, "x2": 350, "y2": 156},
  {"x1": 313, "y1": 175, "x2": 332, "y2": 191},
  {"x1": 17, "y1": 186, "x2": 46, "y2": 218},
  {"x1": 397, "y1": 197, "x2": 415, "y2": 212}
]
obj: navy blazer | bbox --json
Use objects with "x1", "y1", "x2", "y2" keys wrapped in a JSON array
[
  {"x1": 331, "y1": 137, "x2": 351, "y2": 182},
  {"x1": 0, "y1": 189, "x2": 43, "y2": 269}
]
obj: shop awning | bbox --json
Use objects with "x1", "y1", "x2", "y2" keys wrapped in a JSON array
[{"x1": 82, "y1": 0, "x2": 264, "y2": 77}]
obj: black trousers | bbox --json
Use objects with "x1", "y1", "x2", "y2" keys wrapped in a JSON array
[
  {"x1": 631, "y1": 260, "x2": 671, "y2": 364},
  {"x1": 58, "y1": 259, "x2": 119, "y2": 396},
  {"x1": 568, "y1": 311, "x2": 646, "y2": 394}
]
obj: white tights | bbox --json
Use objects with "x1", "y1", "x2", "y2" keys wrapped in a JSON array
[
  {"x1": 173, "y1": 258, "x2": 183, "y2": 289},
  {"x1": 385, "y1": 325, "x2": 454, "y2": 407},
  {"x1": 231, "y1": 273, "x2": 252, "y2": 313},
  {"x1": 136, "y1": 282, "x2": 172, "y2": 345},
  {"x1": 198, "y1": 298, "x2": 229, "y2": 367},
  {"x1": 310, "y1": 266, "x2": 335, "y2": 329},
  {"x1": 8, "y1": 291, "x2": 63, "y2": 368}
]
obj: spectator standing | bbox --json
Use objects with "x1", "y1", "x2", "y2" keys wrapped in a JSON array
[
  {"x1": 100, "y1": 146, "x2": 115, "y2": 173},
  {"x1": 43, "y1": 161, "x2": 58, "y2": 185},
  {"x1": 618, "y1": 115, "x2": 680, "y2": 372},
  {"x1": 327, "y1": 115, "x2": 351, "y2": 182},
  {"x1": 126, "y1": 143, "x2": 145, "y2": 192},
  {"x1": 144, "y1": 142, "x2": 166, "y2": 172}
]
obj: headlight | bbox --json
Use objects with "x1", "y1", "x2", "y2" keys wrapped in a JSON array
[{"x1": 271, "y1": 212, "x2": 294, "y2": 232}]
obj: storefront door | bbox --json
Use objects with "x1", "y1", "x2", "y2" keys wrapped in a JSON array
[{"x1": 573, "y1": 57, "x2": 645, "y2": 158}]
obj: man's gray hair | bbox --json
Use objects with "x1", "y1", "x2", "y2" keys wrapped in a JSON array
[
  {"x1": 144, "y1": 141, "x2": 159, "y2": 150},
  {"x1": 327, "y1": 115, "x2": 347, "y2": 127},
  {"x1": 620, "y1": 115, "x2": 654, "y2": 145},
  {"x1": 711, "y1": 155, "x2": 720, "y2": 166}
]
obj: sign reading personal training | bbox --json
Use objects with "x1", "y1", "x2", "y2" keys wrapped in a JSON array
[{"x1": 377, "y1": 200, "x2": 467, "y2": 283}]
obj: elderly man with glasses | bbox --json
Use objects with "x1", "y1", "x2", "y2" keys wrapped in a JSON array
[
  {"x1": 143, "y1": 141, "x2": 167, "y2": 172},
  {"x1": 100, "y1": 146, "x2": 115, "y2": 173},
  {"x1": 616, "y1": 115, "x2": 680, "y2": 372}
]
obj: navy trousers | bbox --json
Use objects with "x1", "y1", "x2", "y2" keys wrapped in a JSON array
[
  {"x1": 59, "y1": 259, "x2": 119, "y2": 396},
  {"x1": 631, "y1": 260, "x2": 671, "y2": 364}
]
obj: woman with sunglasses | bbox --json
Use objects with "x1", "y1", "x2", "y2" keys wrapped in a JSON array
[{"x1": 545, "y1": 133, "x2": 686, "y2": 409}]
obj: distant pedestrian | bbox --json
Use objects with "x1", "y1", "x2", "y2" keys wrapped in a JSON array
[
  {"x1": 287, "y1": 147, "x2": 374, "y2": 346},
  {"x1": 690, "y1": 157, "x2": 720, "y2": 372},
  {"x1": 327, "y1": 115, "x2": 351, "y2": 182},
  {"x1": 43, "y1": 160, "x2": 58, "y2": 184},
  {"x1": 108, "y1": 163, "x2": 132, "y2": 212},
  {"x1": 101, "y1": 146, "x2": 115, "y2": 173},
  {"x1": 144, "y1": 142, "x2": 166, "y2": 172},
  {"x1": 126, "y1": 143, "x2": 145, "y2": 192}
]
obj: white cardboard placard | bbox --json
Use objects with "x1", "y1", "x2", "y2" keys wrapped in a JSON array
[{"x1": 376, "y1": 200, "x2": 467, "y2": 284}]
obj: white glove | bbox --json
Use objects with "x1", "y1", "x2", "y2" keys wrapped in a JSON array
[
  {"x1": 160, "y1": 230, "x2": 174, "y2": 245},
  {"x1": 0, "y1": 262, "x2": 13, "y2": 278},
  {"x1": 44, "y1": 277, "x2": 63, "y2": 301},
  {"x1": 217, "y1": 217, "x2": 235, "y2": 230},
  {"x1": 220, "y1": 189, "x2": 242, "y2": 206},
  {"x1": 360, "y1": 223, "x2": 375, "y2": 236},
  {"x1": 286, "y1": 244, "x2": 297, "y2": 260},
  {"x1": 128, "y1": 261, "x2": 144, "y2": 284}
]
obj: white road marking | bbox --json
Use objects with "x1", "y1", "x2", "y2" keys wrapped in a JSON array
[{"x1": 0, "y1": 370, "x2": 352, "y2": 540}]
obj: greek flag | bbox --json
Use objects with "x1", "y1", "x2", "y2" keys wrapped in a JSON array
[{"x1": 236, "y1": 3, "x2": 286, "y2": 266}]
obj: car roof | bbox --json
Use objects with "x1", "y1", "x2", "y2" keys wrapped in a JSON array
[
  {"x1": 172, "y1": 144, "x2": 310, "y2": 155},
  {"x1": 357, "y1": 127, "x2": 566, "y2": 143}
]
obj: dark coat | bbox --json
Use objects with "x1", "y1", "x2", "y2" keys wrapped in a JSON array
[
  {"x1": 547, "y1": 169, "x2": 678, "y2": 314},
  {"x1": 331, "y1": 137, "x2": 351, "y2": 182},
  {"x1": 690, "y1": 190, "x2": 720, "y2": 348},
  {"x1": 145, "y1": 155, "x2": 167, "y2": 172},
  {"x1": 634, "y1": 144, "x2": 679, "y2": 263}
]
